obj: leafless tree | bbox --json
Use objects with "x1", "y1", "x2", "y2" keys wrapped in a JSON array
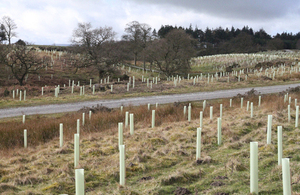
[
  {"x1": 70, "y1": 22, "x2": 121, "y2": 81},
  {"x1": 0, "y1": 44, "x2": 50, "y2": 85},
  {"x1": 146, "y1": 29, "x2": 196, "y2": 76},
  {"x1": 122, "y1": 21, "x2": 152, "y2": 70},
  {"x1": 1, "y1": 16, "x2": 17, "y2": 45}
]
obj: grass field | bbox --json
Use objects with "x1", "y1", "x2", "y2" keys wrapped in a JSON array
[{"x1": 0, "y1": 89, "x2": 300, "y2": 194}]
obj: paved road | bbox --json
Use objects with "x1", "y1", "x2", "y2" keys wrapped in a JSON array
[{"x1": 0, "y1": 83, "x2": 299, "y2": 119}]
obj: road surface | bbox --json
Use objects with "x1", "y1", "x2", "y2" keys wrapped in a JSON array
[{"x1": 0, "y1": 83, "x2": 299, "y2": 119}]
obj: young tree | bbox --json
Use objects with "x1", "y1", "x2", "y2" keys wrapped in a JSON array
[
  {"x1": 70, "y1": 22, "x2": 121, "y2": 81},
  {"x1": 0, "y1": 44, "x2": 50, "y2": 86},
  {"x1": 146, "y1": 29, "x2": 196, "y2": 76},
  {"x1": 1, "y1": 16, "x2": 17, "y2": 45}
]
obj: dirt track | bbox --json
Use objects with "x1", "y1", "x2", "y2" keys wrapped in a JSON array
[{"x1": 0, "y1": 83, "x2": 299, "y2": 119}]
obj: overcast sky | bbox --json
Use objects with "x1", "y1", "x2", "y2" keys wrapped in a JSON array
[{"x1": 1, "y1": 0, "x2": 300, "y2": 45}]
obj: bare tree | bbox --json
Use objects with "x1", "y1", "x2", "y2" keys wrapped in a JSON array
[
  {"x1": 70, "y1": 23, "x2": 121, "y2": 81},
  {"x1": 1, "y1": 16, "x2": 17, "y2": 45},
  {"x1": 0, "y1": 44, "x2": 50, "y2": 86},
  {"x1": 122, "y1": 21, "x2": 152, "y2": 70},
  {"x1": 146, "y1": 29, "x2": 196, "y2": 76},
  {"x1": 140, "y1": 23, "x2": 152, "y2": 70}
]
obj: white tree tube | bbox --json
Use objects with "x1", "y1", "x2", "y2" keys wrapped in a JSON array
[
  {"x1": 288, "y1": 105, "x2": 291, "y2": 122},
  {"x1": 118, "y1": 122, "x2": 123, "y2": 148},
  {"x1": 296, "y1": 105, "x2": 299, "y2": 127},
  {"x1": 77, "y1": 119, "x2": 80, "y2": 134},
  {"x1": 247, "y1": 101, "x2": 250, "y2": 111},
  {"x1": 24, "y1": 129, "x2": 27, "y2": 148},
  {"x1": 267, "y1": 115, "x2": 272, "y2": 144},
  {"x1": 75, "y1": 169, "x2": 85, "y2": 195},
  {"x1": 217, "y1": 118, "x2": 222, "y2": 145},
  {"x1": 210, "y1": 106, "x2": 213, "y2": 120},
  {"x1": 82, "y1": 113, "x2": 85, "y2": 126},
  {"x1": 74, "y1": 134, "x2": 79, "y2": 168},
  {"x1": 241, "y1": 97, "x2": 243, "y2": 108},
  {"x1": 119, "y1": 145, "x2": 125, "y2": 186},
  {"x1": 152, "y1": 110, "x2": 155, "y2": 128},
  {"x1": 277, "y1": 126, "x2": 282, "y2": 165},
  {"x1": 60, "y1": 123, "x2": 63, "y2": 147},
  {"x1": 251, "y1": 102, "x2": 253, "y2": 118},
  {"x1": 125, "y1": 111, "x2": 129, "y2": 128},
  {"x1": 188, "y1": 104, "x2": 191, "y2": 122},
  {"x1": 250, "y1": 142, "x2": 258, "y2": 194},
  {"x1": 282, "y1": 158, "x2": 292, "y2": 195},
  {"x1": 199, "y1": 111, "x2": 203, "y2": 129},
  {"x1": 130, "y1": 114, "x2": 134, "y2": 135},
  {"x1": 196, "y1": 128, "x2": 201, "y2": 160}
]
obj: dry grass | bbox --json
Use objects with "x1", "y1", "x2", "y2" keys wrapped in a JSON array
[{"x1": 1, "y1": 89, "x2": 300, "y2": 194}]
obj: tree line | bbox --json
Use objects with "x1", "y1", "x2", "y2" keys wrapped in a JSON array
[{"x1": 158, "y1": 24, "x2": 300, "y2": 55}]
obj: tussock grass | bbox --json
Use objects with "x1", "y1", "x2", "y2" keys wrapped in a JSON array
[{"x1": 1, "y1": 90, "x2": 300, "y2": 194}]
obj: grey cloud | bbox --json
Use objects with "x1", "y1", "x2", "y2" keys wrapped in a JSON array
[{"x1": 126, "y1": 0, "x2": 300, "y2": 21}]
